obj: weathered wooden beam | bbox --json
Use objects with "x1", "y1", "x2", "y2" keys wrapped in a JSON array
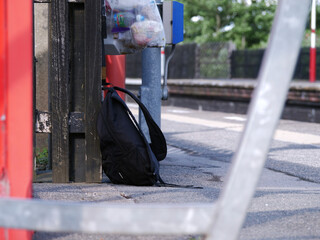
[
  {"x1": 69, "y1": 3, "x2": 86, "y2": 182},
  {"x1": 84, "y1": 0, "x2": 102, "y2": 183},
  {"x1": 50, "y1": 0, "x2": 70, "y2": 183},
  {"x1": 49, "y1": 0, "x2": 101, "y2": 183}
]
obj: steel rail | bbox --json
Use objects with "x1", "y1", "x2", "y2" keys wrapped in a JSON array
[
  {"x1": 0, "y1": 198, "x2": 216, "y2": 235},
  {"x1": 207, "y1": 1, "x2": 312, "y2": 239}
]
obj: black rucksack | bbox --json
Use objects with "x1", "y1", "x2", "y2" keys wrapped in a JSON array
[{"x1": 97, "y1": 86, "x2": 167, "y2": 186}]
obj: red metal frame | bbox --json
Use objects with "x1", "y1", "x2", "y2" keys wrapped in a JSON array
[{"x1": 0, "y1": 0, "x2": 33, "y2": 239}]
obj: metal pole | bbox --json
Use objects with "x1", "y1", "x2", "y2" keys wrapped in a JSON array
[
  {"x1": 0, "y1": 198, "x2": 216, "y2": 235},
  {"x1": 139, "y1": 0, "x2": 163, "y2": 140},
  {"x1": 207, "y1": 1, "x2": 312, "y2": 239},
  {"x1": 140, "y1": 47, "x2": 162, "y2": 140},
  {"x1": 310, "y1": 0, "x2": 316, "y2": 82},
  {"x1": 106, "y1": 55, "x2": 126, "y2": 100}
]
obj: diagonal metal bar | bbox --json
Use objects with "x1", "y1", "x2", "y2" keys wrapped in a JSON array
[
  {"x1": 0, "y1": 1, "x2": 311, "y2": 239},
  {"x1": 207, "y1": 1, "x2": 312, "y2": 240},
  {"x1": 0, "y1": 198, "x2": 216, "y2": 235}
]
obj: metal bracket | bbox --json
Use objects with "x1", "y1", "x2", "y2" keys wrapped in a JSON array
[
  {"x1": 35, "y1": 111, "x2": 51, "y2": 133},
  {"x1": 69, "y1": 112, "x2": 85, "y2": 133},
  {"x1": 35, "y1": 111, "x2": 85, "y2": 134}
]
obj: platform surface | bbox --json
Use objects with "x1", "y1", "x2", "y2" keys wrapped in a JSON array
[{"x1": 33, "y1": 105, "x2": 320, "y2": 240}]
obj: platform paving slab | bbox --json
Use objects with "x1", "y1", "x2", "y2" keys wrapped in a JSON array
[{"x1": 33, "y1": 106, "x2": 320, "y2": 240}]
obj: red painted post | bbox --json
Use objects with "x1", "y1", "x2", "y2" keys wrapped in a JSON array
[
  {"x1": 310, "y1": 47, "x2": 316, "y2": 82},
  {"x1": 105, "y1": 55, "x2": 126, "y2": 100},
  {"x1": 0, "y1": 0, "x2": 8, "y2": 197},
  {"x1": 310, "y1": 0, "x2": 317, "y2": 82},
  {"x1": 0, "y1": 1, "x2": 9, "y2": 239},
  {"x1": 0, "y1": 0, "x2": 33, "y2": 239}
]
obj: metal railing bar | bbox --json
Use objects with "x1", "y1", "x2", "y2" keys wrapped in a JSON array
[
  {"x1": 207, "y1": 1, "x2": 312, "y2": 240},
  {"x1": 2, "y1": 1, "x2": 311, "y2": 240},
  {"x1": 0, "y1": 198, "x2": 216, "y2": 235}
]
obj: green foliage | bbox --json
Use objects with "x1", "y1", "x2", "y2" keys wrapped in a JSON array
[
  {"x1": 302, "y1": 30, "x2": 320, "y2": 48},
  {"x1": 36, "y1": 148, "x2": 49, "y2": 171},
  {"x1": 180, "y1": 0, "x2": 277, "y2": 49},
  {"x1": 199, "y1": 43, "x2": 230, "y2": 78}
]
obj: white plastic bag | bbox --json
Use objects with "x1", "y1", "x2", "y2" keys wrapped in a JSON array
[{"x1": 105, "y1": 0, "x2": 166, "y2": 53}]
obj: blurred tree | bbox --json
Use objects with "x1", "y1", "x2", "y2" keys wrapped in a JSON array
[{"x1": 180, "y1": 0, "x2": 277, "y2": 49}]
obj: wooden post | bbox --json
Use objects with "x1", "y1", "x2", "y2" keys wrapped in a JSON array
[
  {"x1": 69, "y1": 2, "x2": 86, "y2": 182},
  {"x1": 50, "y1": 0, "x2": 101, "y2": 183},
  {"x1": 50, "y1": 0, "x2": 70, "y2": 183},
  {"x1": 84, "y1": 0, "x2": 102, "y2": 182}
]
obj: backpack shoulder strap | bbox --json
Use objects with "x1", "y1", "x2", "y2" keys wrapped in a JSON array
[{"x1": 113, "y1": 86, "x2": 167, "y2": 161}]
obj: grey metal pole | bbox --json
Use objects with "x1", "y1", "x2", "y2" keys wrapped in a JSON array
[
  {"x1": 139, "y1": 47, "x2": 162, "y2": 141},
  {"x1": 139, "y1": 0, "x2": 163, "y2": 141},
  {"x1": 207, "y1": 1, "x2": 312, "y2": 239}
]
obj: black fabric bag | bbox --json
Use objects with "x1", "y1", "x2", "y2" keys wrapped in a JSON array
[{"x1": 97, "y1": 86, "x2": 167, "y2": 186}]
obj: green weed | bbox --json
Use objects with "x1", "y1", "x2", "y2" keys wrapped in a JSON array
[{"x1": 35, "y1": 148, "x2": 48, "y2": 171}]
